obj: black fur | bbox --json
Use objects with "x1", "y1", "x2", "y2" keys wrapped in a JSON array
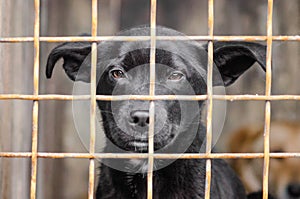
[
  {"x1": 247, "y1": 191, "x2": 276, "y2": 199},
  {"x1": 46, "y1": 26, "x2": 266, "y2": 199}
]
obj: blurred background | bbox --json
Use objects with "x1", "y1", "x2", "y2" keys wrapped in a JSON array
[{"x1": 0, "y1": 0, "x2": 299, "y2": 198}]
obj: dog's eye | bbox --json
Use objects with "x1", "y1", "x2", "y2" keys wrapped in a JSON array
[
  {"x1": 111, "y1": 69, "x2": 126, "y2": 79},
  {"x1": 168, "y1": 72, "x2": 184, "y2": 81}
]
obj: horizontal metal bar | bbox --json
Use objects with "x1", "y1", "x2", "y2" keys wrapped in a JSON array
[
  {"x1": 2, "y1": 94, "x2": 300, "y2": 101},
  {"x1": 0, "y1": 35, "x2": 299, "y2": 43},
  {"x1": 212, "y1": 95, "x2": 300, "y2": 101},
  {"x1": 0, "y1": 94, "x2": 207, "y2": 101},
  {"x1": 1, "y1": 152, "x2": 300, "y2": 159}
]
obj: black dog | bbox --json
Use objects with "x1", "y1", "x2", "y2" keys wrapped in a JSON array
[{"x1": 46, "y1": 26, "x2": 266, "y2": 199}]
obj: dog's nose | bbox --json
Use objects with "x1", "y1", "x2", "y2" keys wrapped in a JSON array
[
  {"x1": 129, "y1": 110, "x2": 149, "y2": 127},
  {"x1": 287, "y1": 183, "x2": 300, "y2": 197}
]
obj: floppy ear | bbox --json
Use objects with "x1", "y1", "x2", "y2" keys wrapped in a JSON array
[
  {"x1": 205, "y1": 42, "x2": 266, "y2": 86},
  {"x1": 46, "y1": 39, "x2": 92, "y2": 82}
]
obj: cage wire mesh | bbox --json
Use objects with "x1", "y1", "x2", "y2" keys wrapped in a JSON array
[{"x1": 0, "y1": 0, "x2": 300, "y2": 199}]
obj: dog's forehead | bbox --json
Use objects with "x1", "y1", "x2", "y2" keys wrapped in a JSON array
[
  {"x1": 96, "y1": 26, "x2": 209, "y2": 80},
  {"x1": 119, "y1": 26, "x2": 208, "y2": 64}
]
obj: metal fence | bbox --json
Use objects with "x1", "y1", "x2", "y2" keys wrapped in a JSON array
[{"x1": 0, "y1": 0, "x2": 300, "y2": 199}]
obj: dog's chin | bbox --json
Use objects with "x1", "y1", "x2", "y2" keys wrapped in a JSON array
[{"x1": 108, "y1": 124, "x2": 179, "y2": 152}]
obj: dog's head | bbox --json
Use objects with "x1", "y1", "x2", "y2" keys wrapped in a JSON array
[
  {"x1": 46, "y1": 26, "x2": 266, "y2": 153},
  {"x1": 228, "y1": 121, "x2": 300, "y2": 199}
]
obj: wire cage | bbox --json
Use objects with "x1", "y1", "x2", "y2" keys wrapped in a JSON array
[{"x1": 0, "y1": 0, "x2": 300, "y2": 199}]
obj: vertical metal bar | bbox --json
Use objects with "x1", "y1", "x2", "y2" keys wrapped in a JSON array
[
  {"x1": 147, "y1": 101, "x2": 155, "y2": 199},
  {"x1": 204, "y1": 0, "x2": 214, "y2": 198},
  {"x1": 148, "y1": 0, "x2": 157, "y2": 198},
  {"x1": 263, "y1": 101, "x2": 271, "y2": 198},
  {"x1": 263, "y1": 0, "x2": 273, "y2": 198},
  {"x1": 30, "y1": 0, "x2": 40, "y2": 199},
  {"x1": 88, "y1": 0, "x2": 98, "y2": 198}
]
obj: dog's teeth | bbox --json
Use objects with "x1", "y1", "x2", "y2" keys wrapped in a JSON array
[{"x1": 131, "y1": 141, "x2": 148, "y2": 147}]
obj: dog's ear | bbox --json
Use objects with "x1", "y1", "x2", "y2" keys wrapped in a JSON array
[
  {"x1": 46, "y1": 39, "x2": 92, "y2": 82},
  {"x1": 205, "y1": 42, "x2": 266, "y2": 86}
]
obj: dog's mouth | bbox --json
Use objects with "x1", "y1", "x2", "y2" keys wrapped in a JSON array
[
  {"x1": 125, "y1": 132, "x2": 176, "y2": 153},
  {"x1": 127, "y1": 140, "x2": 149, "y2": 152},
  {"x1": 106, "y1": 117, "x2": 182, "y2": 153}
]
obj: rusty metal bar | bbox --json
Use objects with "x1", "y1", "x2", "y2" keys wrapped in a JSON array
[
  {"x1": 88, "y1": 47, "x2": 97, "y2": 199},
  {"x1": 147, "y1": 0, "x2": 157, "y2": 198},
  {"x1": 1, "y1": 35, "x2": 300, "y2": 43},
  {"x1": 3, "y1": 94, "x2": 300, "y2": 101},
  {"x1": 31, "y1": 101, "x2": 38, "y2": 199},
  {"x1": 212, "y1": 95, "x2": 300, "y2": 101},
  {"x1": 263, "y1": 102, "x2": 271, "y2": 199},
  {"x1": 88, "y1": 0, "x2": 98, "y2": 198},
  {"x1": 2, "y1": 152, "x2": 300, "y2": 159},
  {"x1": 30, "y1": 1, "x2": 40, "y2": 199},
  {"x1": 204, "y1": 0, "x2": 214, "y2": 198},
  {"x1": 262, "y1": 0, "x2": 274, "y2": 198},
  {"x1": 148, "y1": 101, "x2": 155, "y2": 199}
]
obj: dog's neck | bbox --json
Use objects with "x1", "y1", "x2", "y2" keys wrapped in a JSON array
[
  {"x1": 98, "y1": 125, "x2": 207, "y2": 198},
  {"x1": 99, "y1": 152, "x2": 207, "y2": 199}
]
